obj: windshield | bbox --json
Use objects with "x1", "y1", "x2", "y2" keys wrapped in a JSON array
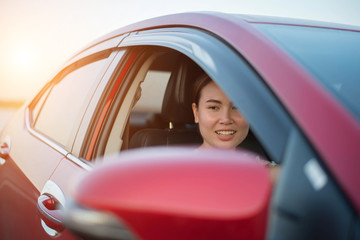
[{"x1": 252, "y1": 23, "x2": 360, "y2": 121}]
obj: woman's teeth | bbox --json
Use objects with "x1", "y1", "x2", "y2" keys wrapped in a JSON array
[{"x1": 216, "y1": 130, "x2": 236, "y2": 136}]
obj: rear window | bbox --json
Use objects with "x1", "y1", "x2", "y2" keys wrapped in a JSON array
[{"x1": 34, "y1": 58, "x2": 108, "y2": 148}]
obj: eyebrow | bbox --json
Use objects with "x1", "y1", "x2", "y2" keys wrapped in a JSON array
[
  {"x1": 206, "y1": 99, "x2": 236, "y2": 107},
  {"x1": 206, "y1": 99, "x2": 222, "y2": 104}
]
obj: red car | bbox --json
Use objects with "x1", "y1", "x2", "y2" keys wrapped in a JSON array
[{"x1": 1, "y1": 12, "x2": 359, "y2": 240}]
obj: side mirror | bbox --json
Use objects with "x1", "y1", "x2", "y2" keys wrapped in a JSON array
[{"x1": 64, "y1": 147, "x2": 272, "y2": 240}]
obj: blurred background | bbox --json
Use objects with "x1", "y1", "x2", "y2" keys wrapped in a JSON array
[{"x1": 1, "y1": 0, "x2": 360, "y2": 129}]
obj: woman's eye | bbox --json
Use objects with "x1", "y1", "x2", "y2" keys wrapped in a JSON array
[
  {"x1": 232, "y1": 106, "x2": 237, "y2": 110},
  {"x1": 208, "y1": 105, "x2": 219, "y2": 110}
]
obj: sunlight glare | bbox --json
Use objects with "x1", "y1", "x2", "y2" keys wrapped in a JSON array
[
  {"x1": 11, "y1": 46, "x2": 37, "y2": 71},
  {"x1": 2, "y1": 43, "x2": 49, "y2": 101}
]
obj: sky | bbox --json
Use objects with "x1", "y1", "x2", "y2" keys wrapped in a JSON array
[{"x1": 1, "y1": 0, "x2": 360, "y2": 101}]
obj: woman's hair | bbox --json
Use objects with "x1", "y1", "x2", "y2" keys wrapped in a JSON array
[{"x1": 192, "y1": 74, "x2": 213, "y2": 106}]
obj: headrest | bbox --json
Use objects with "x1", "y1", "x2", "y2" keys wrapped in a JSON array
[{"x1": 161, "y1": 59, "x2": 203, "y2": 126}]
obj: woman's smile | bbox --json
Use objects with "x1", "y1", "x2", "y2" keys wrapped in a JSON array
[{"x1": 215, "y1": 130, "x2": 236, "y2": 136}]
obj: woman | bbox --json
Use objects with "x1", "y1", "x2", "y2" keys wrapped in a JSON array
[{"x1": 191, "y1": 74, "x2": 250, "y2": 149}]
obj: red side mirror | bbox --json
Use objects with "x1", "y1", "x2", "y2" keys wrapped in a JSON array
[{"x1": 64, "y1": 147, "x2": 272, "y2": 240}]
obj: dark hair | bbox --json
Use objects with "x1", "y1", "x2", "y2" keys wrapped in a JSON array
[{"x1": 192, "y1": 74, "x2": 213, "y2": 106}]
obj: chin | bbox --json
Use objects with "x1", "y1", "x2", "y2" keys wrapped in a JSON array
[{"x1": 216, "y1": 142, "x2": 238, "y2": 149}]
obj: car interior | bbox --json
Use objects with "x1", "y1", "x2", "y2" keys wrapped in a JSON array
[
  {"x1": 102, "y1": 47, "x2": 267, "y2": 159},
  {"x1": 128, "y1": 53, "x2": 204, "y2": 149}
]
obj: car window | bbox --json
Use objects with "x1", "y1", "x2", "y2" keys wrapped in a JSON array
[
  {"x1": 117, "y1": 28, "x2": 293, "y2": 163},
  {"x1": 88, "y1": 49, "x2": 199, "y2": 160},
  {"x1": 132, "y1": 70, "x2": 171, "y2": 113},
  {"x1": 33, "y1": 57, "x2": 109, "y2": 149},
  {"x1": 103, "y1": 68, "x2": 172, "y2": 156},
  {"x1": 90, "y1": 47, "x2": 271, "y2": 162}
]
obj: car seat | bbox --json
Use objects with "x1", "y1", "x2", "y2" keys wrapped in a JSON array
[{"x1": 129, "y1": 59, "x2": 203, "y2": 148}]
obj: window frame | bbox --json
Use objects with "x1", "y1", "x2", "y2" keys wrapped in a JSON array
[
  {"x1": 86, "y1": 27, "x2": 296, "y2": 163},
  {"x1": 26, "y1": 49, "x2": 117, "y2": 158},
  {"x1": 78, "y1": 49, "x2": 142, "y2": 160}
]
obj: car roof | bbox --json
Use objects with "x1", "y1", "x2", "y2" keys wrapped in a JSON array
[{"x1": 86, "y1": 11, "x2": 360, "y2": 48}]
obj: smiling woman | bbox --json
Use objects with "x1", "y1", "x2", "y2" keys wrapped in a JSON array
[{"x1": 191, "y1": 74, "x2": 250, "y2": 149}]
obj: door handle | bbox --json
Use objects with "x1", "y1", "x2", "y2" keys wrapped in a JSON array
[
  {"x1": 37, "y1": 194, "x2": 64, "y2": 235},
  {"x1": 38, "y1": 180, "x2": 66, "y2": 237},
  {"x1": 37, "y1": 194, "x2": 64, "y2": 232}
]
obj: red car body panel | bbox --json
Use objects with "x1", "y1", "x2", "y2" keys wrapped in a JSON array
[
  {"x1": 35, "y1": 153, "x2": 87, "y2": 239},
  {"x1": 0, "y1": 152, "x2": 38, "y2": 239},
  {"x1": 0, "y1": 107, "x2": 66, "y2": 238},
  {"x1": 83, "y1": 12, "x2": 360, "y2": 214}
]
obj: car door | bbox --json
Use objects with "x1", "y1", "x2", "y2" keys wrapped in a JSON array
[
  {"x1": 34, "y1": 44, "x2": 132, "y2": 239},
  {"x1": 0, "y1": 36, "x2": 126, "y2": 239},
  {"x1": 33, "y1": 55, "x2": 116, "y2": 240}
]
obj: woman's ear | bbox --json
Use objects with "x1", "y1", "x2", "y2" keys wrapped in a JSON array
[{"x1": 192, "y1": 103, "x2": 199, "y2": 123}]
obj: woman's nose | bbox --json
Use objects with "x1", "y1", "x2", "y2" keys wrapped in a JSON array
[{"x1": 219, "y1": 109, "x2": 233, "y2": 125}]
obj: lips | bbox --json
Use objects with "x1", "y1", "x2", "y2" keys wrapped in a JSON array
[{"x1": 215, "y1": 130, "x2": 236, "y2": 136}]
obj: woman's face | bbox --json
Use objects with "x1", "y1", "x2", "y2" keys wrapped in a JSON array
[{"x1": 192, "y1": 82, "x2": 249, "y2": 149}]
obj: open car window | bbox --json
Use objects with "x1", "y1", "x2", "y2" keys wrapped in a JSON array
[
  {"x1": 96, "y1": 47, "x2": 267, "y2": 163},
  {"x1": 101, "y1": 49, "x2": 201, "y2": 158},
  {"x1": 103, "y1": 66, "x2": 173, "y2": 156}
]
